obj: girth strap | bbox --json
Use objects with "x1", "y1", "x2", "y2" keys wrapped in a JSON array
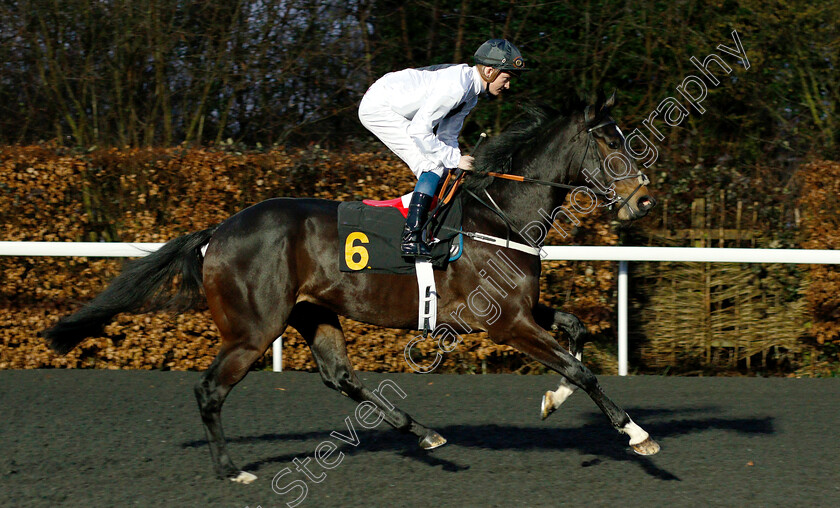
[
  {"x1": 460, "y1": 231, "x2": 540, "y2": 256},
  {"x1": 440, "y1": 225, "x2": 540, "y2": 257}
]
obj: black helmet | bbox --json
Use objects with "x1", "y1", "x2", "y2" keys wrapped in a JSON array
[{"x1": 474, "y1": 39, "x2": 526, "y2": 71}]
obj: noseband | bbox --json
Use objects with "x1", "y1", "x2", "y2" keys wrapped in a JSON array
[{"x1": 578, "y1": 106, "x2": 650, "y2": 215}]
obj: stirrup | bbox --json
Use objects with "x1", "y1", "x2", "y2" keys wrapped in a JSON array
[{"x1": 401, "y1": 235, "x2": 432, "y2": 259}]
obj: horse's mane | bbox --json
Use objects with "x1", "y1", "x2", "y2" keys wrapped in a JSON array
[{"x1": 465, "y1": 98, "x2": 591, "y2": 192}]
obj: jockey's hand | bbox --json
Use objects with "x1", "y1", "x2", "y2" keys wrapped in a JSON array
[{"x1": 457, "y1": 155, "x2": 474, "y2": 170}]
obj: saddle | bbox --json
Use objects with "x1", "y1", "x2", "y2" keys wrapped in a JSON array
[
  {"x1": 337, "y1": 193, "x2": 463, "y2": 274},
  {"x1": 338, "y1": 180, "x2": 464, "y2": 274},
  {"x1": 337, "y1": 166, "x2": 471, "y2": 275}
]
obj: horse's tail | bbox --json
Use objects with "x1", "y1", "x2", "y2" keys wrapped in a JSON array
[{"x1": 41, "y1": 227, "x2": 218, "y2": 355}]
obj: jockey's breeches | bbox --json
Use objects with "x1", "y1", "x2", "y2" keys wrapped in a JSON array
[{"x1": 358, "y1": 89, "x2": 445, "y2": 179}]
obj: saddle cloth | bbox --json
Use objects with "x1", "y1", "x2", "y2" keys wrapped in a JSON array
[{"x1": 337, "y1": 195, "x2": 463, "y2": 274}]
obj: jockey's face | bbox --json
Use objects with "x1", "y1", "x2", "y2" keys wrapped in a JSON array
[{"x1": 487, "y1": 71, "x2": 512, "y2": 96}]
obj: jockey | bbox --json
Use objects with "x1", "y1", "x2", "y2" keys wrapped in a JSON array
[{"x1": 359, "y1": 39, "x2": 527, "y2": 258}]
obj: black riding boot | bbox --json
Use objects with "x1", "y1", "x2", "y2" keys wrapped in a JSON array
[{"x1": 401, "y1": 192, "x2": 434, "y2": 259}]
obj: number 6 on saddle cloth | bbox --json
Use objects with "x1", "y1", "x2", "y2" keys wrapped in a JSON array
[{"x1": 337, "y1": 192, "x2": 464, "y2": 274}]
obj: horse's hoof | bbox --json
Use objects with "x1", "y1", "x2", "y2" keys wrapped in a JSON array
[
  {"x1": 631, "y1": 437, "x2": 661, "y2": 456},
  {"x1": 540, "y1": 392, "x2": 556, "y2": 420},
  {"x1": 230, "y1": 471, "x2": 258, "y2": 484},
  {"x1": 419, "y1": 431, "x2": 447, "y2": 450}
]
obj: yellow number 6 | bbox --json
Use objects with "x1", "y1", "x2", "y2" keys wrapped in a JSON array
[{"x1": 344, "y1": 232, "x2": 370, "y2": 270}]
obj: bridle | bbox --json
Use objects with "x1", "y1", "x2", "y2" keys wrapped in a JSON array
[{"x1": 576, "y1": 105, "x2": 651, "y2": 215}]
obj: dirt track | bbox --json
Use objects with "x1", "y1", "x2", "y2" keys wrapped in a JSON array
[{"x1": 1, "y1": 370, "x2": 838, "y2": 507}]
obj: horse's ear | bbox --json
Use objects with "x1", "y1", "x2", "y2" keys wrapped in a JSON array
[
  {"x1": 604, "y1": 89, "x2": 617, "y2": 109},
  {"x1": 594, "y1": 89, "x2": 606, "y2": 110}
]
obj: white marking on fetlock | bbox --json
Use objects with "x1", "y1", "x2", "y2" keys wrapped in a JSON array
[
  {"x1": 549, "y1": 383, "x2": 576, "y2": 409},
  {"x1": 541, "y1": 350, "x2": 582, "y2": 419},
  {"x1": 231, "y1": 471, "x2": 258, "y2": 484},
  {"x1": 541, "y1": 380, "x2": 577, "y2": 419},
  {"x1": 621, "y1": 419, "x2": 650, "y2": 446}
]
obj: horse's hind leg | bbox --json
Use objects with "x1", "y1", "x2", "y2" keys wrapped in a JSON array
[
  {"x1": 534, "y1": 304, "x2": 586, "y2": 420},
  {"x1": 195, "y1": 278, "x2": 292, "y2": 483},
  {"x1": 289, "y1": 302, "x2": 446, "y2": 450},
  {"x1": 195, "y1": 341, "x2": 268, "y2": 483}
]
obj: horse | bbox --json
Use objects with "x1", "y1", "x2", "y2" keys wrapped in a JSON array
[{"x1": 42, "y1": 91, "x2": 659, "y2": 484}]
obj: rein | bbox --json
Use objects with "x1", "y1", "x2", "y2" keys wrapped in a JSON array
[{"x1": 465, "y1": 169, "x2": 604, "y2": 194}]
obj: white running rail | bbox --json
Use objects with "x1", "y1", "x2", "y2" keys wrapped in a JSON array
[
  {"x1": 0, "y1": 242, "x2": 163, "y2": 257},
  {"x1": 5, "y1": 241, "x2": 839, "y2": 375}
]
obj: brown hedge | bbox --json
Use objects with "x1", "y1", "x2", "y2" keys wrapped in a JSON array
[
  {"x1": 1, "y1": 145, "x2": 619, "y2": 373},
  {"x1": 800, "y1": 160, "x2": 840, "y2": 364}
]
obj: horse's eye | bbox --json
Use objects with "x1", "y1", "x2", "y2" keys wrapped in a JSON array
[{"x1": 608, "y1": 141, "x2": 619, "y2": 149}]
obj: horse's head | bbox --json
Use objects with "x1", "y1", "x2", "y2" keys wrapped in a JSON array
[{"x1": 574, "y1": 91, "x2": 656, "y2": 221}]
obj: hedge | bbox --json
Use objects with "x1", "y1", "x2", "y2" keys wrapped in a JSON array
[{"x1": 1, "y1": 145, "x2": 618, "y2": 373}]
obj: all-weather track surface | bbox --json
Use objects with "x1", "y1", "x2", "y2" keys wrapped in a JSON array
[{"x1": 1, "y1": 371, "x2": 838, "y2": 507}]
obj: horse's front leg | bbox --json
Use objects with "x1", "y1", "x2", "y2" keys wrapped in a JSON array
[
  {"x1": 491, "y1": 318, "x2": 660, "y2": 455},
  {"x1": 533, "y1": 304, "x2": 586, "y2": 419}
]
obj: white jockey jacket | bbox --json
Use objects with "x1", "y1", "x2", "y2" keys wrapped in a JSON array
[{"x1": 364, "y1": 64, "x2": 484, "y2": 171}]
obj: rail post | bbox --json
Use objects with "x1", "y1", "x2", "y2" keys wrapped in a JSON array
[
  {"x1": 272, "y1": 337, "x2": 283, "y2": 372},
  {"x1": 618, "y1": 260, "x2": 629, "y2": 376}
]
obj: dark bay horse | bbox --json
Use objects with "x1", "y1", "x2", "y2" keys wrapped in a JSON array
[{"x1": 42, "y1": 92, "x2": 659, "y2": 484}]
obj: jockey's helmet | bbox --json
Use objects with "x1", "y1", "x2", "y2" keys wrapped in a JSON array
[{"x1": 474, "y1": 39, "x2": 527, "y2": 73}]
